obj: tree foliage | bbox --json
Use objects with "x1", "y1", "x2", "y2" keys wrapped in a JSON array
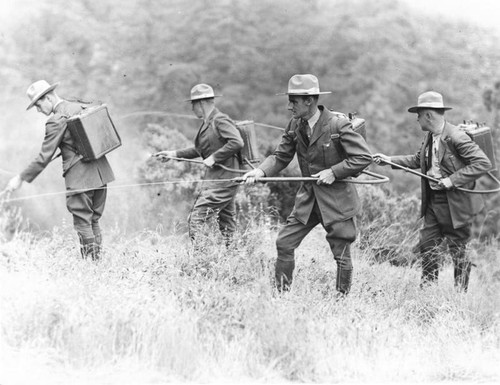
[{"x1": 2, "y1": 0, "x2": 500, "y2": 234}]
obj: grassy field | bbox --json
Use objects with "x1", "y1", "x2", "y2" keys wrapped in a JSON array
[{"x1": 1, "y1": 212, "x2": 500, "y2": 384}]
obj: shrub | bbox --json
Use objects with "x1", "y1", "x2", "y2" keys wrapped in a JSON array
[
  {"x1": 134, "y1": 123, "x2": 204, "y2": 232},
  {"x1": 0, "y1": 197, "x2": 25, "y2": 242},
  {"x1": 356, "y1": 184, "x2": 421, "y2": 265}
]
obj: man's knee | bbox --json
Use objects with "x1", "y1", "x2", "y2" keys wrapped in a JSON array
[
  {"x1": 73, "y1": 217, "x2": 94, "y2": 239},
  {"x1": 74, "y1": 228, "x2": 94, "y2": 240},
  {"x1": 189, "y1": 206, "x2": 214, "y2": 226}
]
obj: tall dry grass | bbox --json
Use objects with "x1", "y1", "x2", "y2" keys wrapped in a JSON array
[{"x1": 1, "y1": 202, "x2": 499, "y2": 384}]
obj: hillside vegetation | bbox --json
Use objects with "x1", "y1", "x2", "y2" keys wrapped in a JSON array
[
  {"x1": 1, "y1": 187, "x2": 500, "y2": 383},
  {"x1": 1, "y1": 209, "x2": 499, "y2": 383}
]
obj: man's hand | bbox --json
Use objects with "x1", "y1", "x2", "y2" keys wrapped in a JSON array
[
  {"x1": 373, "y1": 153, "x2": 391, "y2": 165},
  {"x1": 242, "y1": 168, "x2": 265, "y2": 184},
  {"x1": 203, "y1": 155, "x2": 216, "y2": 168},
  {"x1": 437, "y1": 177, "x2": 454, "y2": 190},
  {"x1": 3, "y1": 175, "x2": 23, "y2": 194},
  {"x1": 311, "y1": 169, "x2": 335, "y2": 185},
  {"x1": 152, "y1": 150, "x2": 176, "y2": 162}
]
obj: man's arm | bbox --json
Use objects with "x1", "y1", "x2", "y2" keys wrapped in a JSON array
[
  {"x1": 446, "y1": 131, "x2": 492, "y2": 187},
  {"x1": 174, "y1": 147, "x2": 200, "y2": 159},
  {"x1": 242, "y1": 120, "x2": 297, "y2": 184},
  {"x1": 210, "y1": 116, "x2": 244, "y2": 163},
  {"x1": 375, "y1": 135, "x2": 426, "y2": 170},
  {"x1": 20, "y1": 117, "x2": 66, "y2": 183},
  {"x1": 257, "y1": 122, "x2": 297, "y2": 177}
]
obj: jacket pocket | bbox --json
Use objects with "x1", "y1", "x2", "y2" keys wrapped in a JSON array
[
  {"x1": 447, "y1": 154, "x2": 462, "y2": 172},
  {"x1": 322, "y1": 140, "x2": 342, "y2": 166}
]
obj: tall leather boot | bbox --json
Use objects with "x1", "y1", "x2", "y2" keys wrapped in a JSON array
[
  {"x1": 420, "y1": 252, "x2": 439, "y2": 287},
  {"x1": 275, "y1": 259, "x2": 295, "y2": 292},
  {"x1": 454, "y1": 261, "x2": 472, "y2": 292},
  {"x1": 336, "y1": 268, "x2": 352, "y2": 295},
  {"x1": 80, "y1": 237, "x2": 98, "y2": 261},
  {"x1": 94, "y1": 233, "x2": 102, "y2": 261}
]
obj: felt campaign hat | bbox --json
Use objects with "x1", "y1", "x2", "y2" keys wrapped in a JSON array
[
  {"x1": 277, "y1": 74, "x2": 332, "y2": 96},
  {"x1": 185, "y1": 83, "x2": 222, "y2": 102},
  {"x1": 26, "y1": 80, "x2": 59, "y2": 110},
  {"x1": 408, "y1": 91, "x2": 452, "y2": 113}
]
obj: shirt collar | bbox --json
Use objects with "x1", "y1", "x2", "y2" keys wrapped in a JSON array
[
  {"x1": 203, "y1": 106, "x2": 216, "y2": 124},
  {"x1": 52, "y1": 99, "x2": 64, "y2": 113},
  {"x1": 306, "y1": 108, "x2": 321, "y2": 128},
  {"x1": 432, "y1": 121, "x2": 445, "y2": 137}
]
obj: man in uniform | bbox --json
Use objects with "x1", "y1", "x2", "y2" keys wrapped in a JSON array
[
  {"x1": 374, "y1": 91, "x2": 491, "y2": 291},
  {"x1": 3, "y1": 80, "x2": 115, "y2": 260},
  {"x1": 155, "y1": 83, "x2": 244, "y2": 245},
  {"x1": 243, "y1": 74, "x2": 372, "y2": 294}
]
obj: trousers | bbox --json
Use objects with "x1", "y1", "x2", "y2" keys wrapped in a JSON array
[
  {"x1": 66, "y1": 187, "x2": 108, "y2": 241},
  {"x1": 188, "y1": 185, "x2": 238, "y2": 242},
  {"x1": 276, "y1": 200, "x2": 356, "y2": 267},
  {"x1": 420, "y1": 190, "x2": 471, "y2": 287}
]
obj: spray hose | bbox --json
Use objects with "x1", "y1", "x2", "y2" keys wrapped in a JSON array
[
  {"x1": 382, "y1": 159, "x2": 500, "y2": 194},
  {"x1": 0, "y1": 172, "x2": 386, "y2": 204},
  {"x1": 157, "y1": 155, "x2": 390, "y2": 184}
]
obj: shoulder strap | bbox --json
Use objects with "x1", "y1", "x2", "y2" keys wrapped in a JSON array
[
  {"x1": 50, "y1": 105, "x2": 84, "y2": 161},
  {"x1": 65, "y1": 98, "x2": 103, "y2": 107},
  {"x1": 328, "y1": 112, "x2": 346, "y2": 158},
  {"x1": 328, "y1": 111, "x2": 345, "y2": 135},
  {"x1": 442, "y1": 129, "x2": 465, "y2": 163}
]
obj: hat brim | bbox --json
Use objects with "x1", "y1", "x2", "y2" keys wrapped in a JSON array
[
  {"x1": 276, "y1": 91, "x2": 332, "y2": 96},
  {"x1": 184, "y1": 95, "x2": 222, "y2": 102},
  {"x1": 408, "y1": 106, "x2": 452, "y2": 113},
  {"x1": 27, "y1": 83, "x2": 59, "y2": 110}
]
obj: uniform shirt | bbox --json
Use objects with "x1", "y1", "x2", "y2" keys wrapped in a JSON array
[
  {"x1": 427, "y1": 123, "x2": 446, "y2": 190},
  {"x1": 305, "y1": 108, "x2": 321, "y2": 139}
]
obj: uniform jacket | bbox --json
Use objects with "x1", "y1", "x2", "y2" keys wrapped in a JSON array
[
  {"x1": 20, "y1": 100, "x2": 115, "y2": 192},
  {"x1": 176, "y1": 107, "x2": 244, "y2": 188},
  {"x1": 391, "y1": 121, "x2": 491, "y2": 229},
  {"x1": 259, "y1": 106, "x2": 372, "y2": 226}
]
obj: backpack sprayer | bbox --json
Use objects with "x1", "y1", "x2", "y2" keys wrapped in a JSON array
[
  {"x1": 381, "y1": 121, "x2": 500, "y2": 194},
  {"x1": 49, "y1": 103, "x2": 122, "y2": 163}
]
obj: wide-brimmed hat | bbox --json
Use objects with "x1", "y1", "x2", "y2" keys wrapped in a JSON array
[
  {"x1": 185, "y1": 83, "x2": 222, "y2": 102},
  {"x1": 26, "y1": 80, "x2": 59, "y2": 110},
  {"x1": 277, "y1": 74, "x2": 332, "y2": 96},
  {"x1": 408, "y1": 91, "x2": 452, "y2": 113}
]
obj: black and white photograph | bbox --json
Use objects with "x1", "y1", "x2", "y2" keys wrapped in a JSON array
[{"x1": 1, "y1": 0, "x2": 499, "y2": 383}]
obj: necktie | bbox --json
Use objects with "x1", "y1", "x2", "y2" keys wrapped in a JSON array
[
  {"x1": 305, "y1": 119, "x2": 312, "y2": 138},
  {"x1": 300, "y1": 119, "x2": 310, "y2": 145},
  {"x1": 427, "y1": 136, "x2": 432, "y2": 170},
  {"x1": 433, "y1": 136, "x2": 439, "y2": 163}
]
